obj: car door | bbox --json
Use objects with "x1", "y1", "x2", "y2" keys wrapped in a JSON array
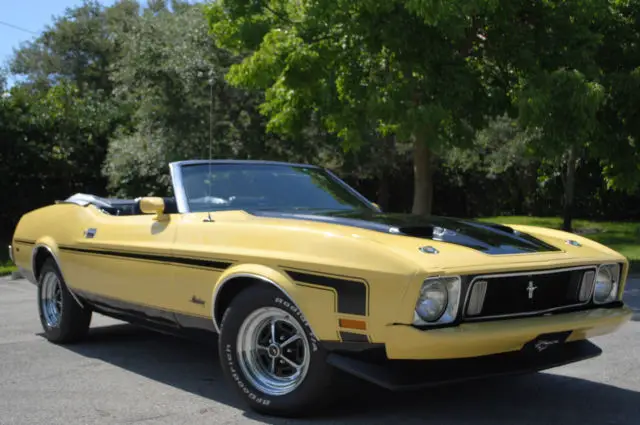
[
  {"x1": 156, "y1": 211, "x2": 233, "y2": 324},
  {"x1": 60, "y1": 207, "x2": 179, "y2": 323}
]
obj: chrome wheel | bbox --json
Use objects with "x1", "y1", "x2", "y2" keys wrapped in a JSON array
[
  {"x1": 40, "y1": 272, "x2": 63, "y2": 327},
  {"x1": 236, "y1": 307, "x2": 311, "y2": 396}
]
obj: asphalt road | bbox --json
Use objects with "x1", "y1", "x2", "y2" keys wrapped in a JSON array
[{"x1": 1, "y1": 276, "x2": 639, "y2": 425}]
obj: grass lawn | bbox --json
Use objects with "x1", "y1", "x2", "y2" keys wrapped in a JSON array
[
  {"x1": 480, "y1": 216, "x2": 640, "y2": 272},
  {"x1": 0, "y1": 260, "x2": 17, "y2": 277},
  {"x1": 0, "y1": 244, "x2": 17, "y2": 277}
]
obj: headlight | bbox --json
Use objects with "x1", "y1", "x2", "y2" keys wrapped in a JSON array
[
  {"x1": 593, "y1": 263, "x2": 620, "y2": 304},
  {"x1": 414, "y1": 276, "x2": 461, "y2": 325}
]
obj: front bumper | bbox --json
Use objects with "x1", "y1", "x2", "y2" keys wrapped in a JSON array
[
  {"x1": 383, "y1": 305, "x2": 632, "y2": 360},
  {"x1": 328, "y1": 339, "x2": 602, "y2": 391}
]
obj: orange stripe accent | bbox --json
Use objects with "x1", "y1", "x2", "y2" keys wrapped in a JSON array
[{"x1": 339, "y1": 318, "x2": 367, "y2": 331}]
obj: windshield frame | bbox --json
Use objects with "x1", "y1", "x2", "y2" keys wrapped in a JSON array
[{"x1": 169, "y1": 160, "x2": 381, "y2": 214}]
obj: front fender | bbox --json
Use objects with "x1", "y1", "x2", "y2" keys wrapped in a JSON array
[{"x1": 212, "y1": 264, "x2": 340, "y2": 341}]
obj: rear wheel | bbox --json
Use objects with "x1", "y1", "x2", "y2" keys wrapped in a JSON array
[
  {"x1": 218, "y1": 285, "x2": 336, "y2": 416},
  {"x1": 37, "y1": 258, "x2": 92, "y2": 344}
]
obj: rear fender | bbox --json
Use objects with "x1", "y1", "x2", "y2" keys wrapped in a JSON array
[{"x1": 31, "y1": 238, "x2": 85, "y2": 308}]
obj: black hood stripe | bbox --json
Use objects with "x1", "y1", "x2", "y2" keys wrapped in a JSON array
[{"x1": 250, "y1": 210, "x2": 561, "y2": 255}]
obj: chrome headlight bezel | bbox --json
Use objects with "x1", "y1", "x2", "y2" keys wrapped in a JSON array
[
  {"x1": 413, "y1": 276, "x2": 462, "y2": 326},
  {"x1": 593, "y1": 263, "x2": 621, "y2": 304}
]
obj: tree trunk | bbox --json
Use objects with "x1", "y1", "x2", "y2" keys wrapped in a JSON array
[
  {"x1": 377, "y1": 171, "x2": 390, "y2": 212},
  {"x1": 411, "y1": 136, "x2": 434, "y2": 215},
  {"x1": 376, "y1": 134, "x2": 395, "y2": 212},
  {"x1": 562, "y1": 146, "x2": 577, "y2": 232}
]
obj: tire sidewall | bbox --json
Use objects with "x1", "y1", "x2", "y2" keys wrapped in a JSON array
[
  {"x1": 218, "y1": 287, "x2": 332, "y2": 415},
  {"x1": 37, "y1": 261, "x2": 65, "y2": 340},
  {"x1": 37, "y1": 259, "x2": 90, "y2": 343}
]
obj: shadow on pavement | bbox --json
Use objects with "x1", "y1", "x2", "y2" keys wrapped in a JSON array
[{"x1": 54, "y1": 322, "x2": 640, "y2": 425}]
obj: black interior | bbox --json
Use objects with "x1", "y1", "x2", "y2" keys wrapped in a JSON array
[{"x1": 83, "y1": 196, "x2": 179, "y2": 216}]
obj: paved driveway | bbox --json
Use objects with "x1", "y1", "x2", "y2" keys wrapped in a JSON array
[{"x1": 1, "y1": 276, "x2": 639, "y2": 425}]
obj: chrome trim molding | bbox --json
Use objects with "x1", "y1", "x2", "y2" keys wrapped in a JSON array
[
  {"x1": 462, "y1": 265, "x2": 598, "y2": 321},
  {"x1": 466, "y1": 279, "x2": 488, "y2": 316},
  {"x1": 579, "y1": 270, "x2": 596, "y2": 302},
  {"x1": 419, "y1": 246, "x2": 439, "y2": 254},
  {"x1": 31, "y1": 244, "x2": 85, "y2": 309},
  {"x1": 324, "y1": 168, "x2": 381, "y2": 212},
  {"x1": 169, "y1": 162, "x2": 190, "y2": 214},
  {"x1": 211, "y1": 272, "x2": 315, "y2": 337},
  {"x1": 171, "y1": 159, "x2": 321, "y2": 169}
]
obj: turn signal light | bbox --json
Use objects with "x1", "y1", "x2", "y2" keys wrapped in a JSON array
[{"x1": 338, "y1": 318, "x2": 367, "y2": 330}]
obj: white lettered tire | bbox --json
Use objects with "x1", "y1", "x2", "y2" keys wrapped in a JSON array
[{"x1": 218, "y1": 285, "x2": 336, "y2": 416}]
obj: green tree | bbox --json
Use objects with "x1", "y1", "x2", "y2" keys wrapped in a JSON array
[
  {"x1": 103, "y1": 2, "x2": 338, "y2": 196},
  {"x1": 0, "y1": 81, "x2": 120, "y2": 241},
  {"x1": 443, "y1": 114, "x2": 541, "y2": 213},
  {"x1": 11, "y1": 0, "x2": 140, "y2": 93},
  {"x1": 207, "y1": 0, "x2": 496, "y2": 215},
  {"x1": 593, "y1": 1, "x2": 640, "y2": 195}
]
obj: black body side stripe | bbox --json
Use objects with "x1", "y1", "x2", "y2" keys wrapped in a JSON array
[
  {"x1": 58, "y1": 246, "x2": 233, "y2": 270},
  {"x1": 284, "y1": 269, "x2": 368, "y2": 316},
  {"x1": 13, "y1": 238, "x2": 35, "y2": 245},
  {"x1": 339, "y1": 331, "x2": 370, "y2": 343}
]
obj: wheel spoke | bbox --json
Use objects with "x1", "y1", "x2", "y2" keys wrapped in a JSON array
[
  {"x1": 270, "y1": 356, "x2": 276, "y2": 374},
  {"x1": 256, "y1": 344, "x2": 269, "y2": 351},
  {"x1": 279, "y1": 354, "x2": 301, "y2": 371},
  {"x1": 270, "y1": 320, "x2": 277, "y2": 344},
  {"x1": 280, "y1": 334, "x2": 301, "y2": 347}
]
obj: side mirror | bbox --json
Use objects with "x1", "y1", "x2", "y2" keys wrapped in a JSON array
[
  {"x1": 139, "y1": 197, "x2": 167, "y2": 220},
  {"x1": 371, "y1": 202, "x2": 382, "y2": 212}
]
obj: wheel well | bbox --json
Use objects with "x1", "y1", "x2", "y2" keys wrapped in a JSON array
[
  {"x1": 213, "y1": 276, "x2": 268, "y2": 329},
  {"x1": 33, "y1": 247, "x2": 54, "y2": 281}
]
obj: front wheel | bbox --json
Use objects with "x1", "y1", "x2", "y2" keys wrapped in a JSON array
[{"x1": 218, "y1": 285, "x2": 335, "y2": 416}]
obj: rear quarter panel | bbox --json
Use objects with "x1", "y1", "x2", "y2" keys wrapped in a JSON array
[{"x1": 12, "y1": 204, "x2": 92, "y2": 280}]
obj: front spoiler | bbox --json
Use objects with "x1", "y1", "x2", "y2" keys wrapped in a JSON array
[{"x1": 327, "y1": 339, "x2": 602, "y2": 391}]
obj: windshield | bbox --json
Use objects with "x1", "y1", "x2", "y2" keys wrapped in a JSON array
[{"x1": 179, "y1": 163, "x2": 374, "y2": 213}]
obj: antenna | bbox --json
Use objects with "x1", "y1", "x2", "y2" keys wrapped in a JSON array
[{"x1": 204, "y1": 76, "x2": 214, "y2": 222}]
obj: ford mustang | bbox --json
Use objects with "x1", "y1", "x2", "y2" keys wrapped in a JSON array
[{"x1": 9, "y1": 160, "x2": 632, "y2": 416}]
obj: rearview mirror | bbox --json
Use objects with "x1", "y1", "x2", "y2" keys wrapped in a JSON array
[{"x1": 139, "y1": 197, "x2": 167, "y2": 220}]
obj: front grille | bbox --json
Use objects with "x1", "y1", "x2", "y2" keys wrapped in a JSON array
[{"x1": 466, "y1": 267, "x2": 596, "y2": 319}]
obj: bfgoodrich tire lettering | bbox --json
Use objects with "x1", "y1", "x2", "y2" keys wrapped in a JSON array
[
  {"x1": 37, "y1": 258, "x2": 92, "y2": 344},
  {"x1": 218, "y1": 285, "x2": 335, "y2": 416}
]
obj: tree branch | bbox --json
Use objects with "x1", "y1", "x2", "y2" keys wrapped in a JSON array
[
  {"x1": 457, "y1": 16, "x2": 484, "y2": 57},
  {"x1": 262, "y1": 3, "x2": 295, "y2": 25}
]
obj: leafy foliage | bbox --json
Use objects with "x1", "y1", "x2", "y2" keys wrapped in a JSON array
[
  {"x1": 103, "y1": 2, "x2": 345, "y2": 196},
  {"x1": 11, "y1": 0, "x2": 141, "y2": 93},
  {"x1": 208, "y1": 0, "x2": 492, "y2": 149}
]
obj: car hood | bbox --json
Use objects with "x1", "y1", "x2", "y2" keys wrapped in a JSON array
[{"x1": 248, "y1": 209, "x2": 561, "y2": 256}]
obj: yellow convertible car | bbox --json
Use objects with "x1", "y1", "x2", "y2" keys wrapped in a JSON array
[{"x1": 9, "y1": 160, "x2": 633, "y2": 416}]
